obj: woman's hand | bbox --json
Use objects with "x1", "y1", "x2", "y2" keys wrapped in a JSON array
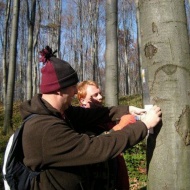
[
  {"x1": 113, "y1": 114, "x2": 136, "y2": 131},
  {"x1": 129, "y1": 106, "x2": 146, "y2": 116}
]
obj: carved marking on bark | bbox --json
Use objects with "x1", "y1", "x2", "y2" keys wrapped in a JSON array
[
  {"x1": 152, "y1": 96, "x2": 169, "y2": 104},
  {"x1": 175, "y1": 105, "x2": 190, "y2": 146},
  {"x1": 162, "y1": 64, "x2": 177, "y2": 75},
  {"x1": 153, "y1": 61, "x2": 162, "y2": 65},
  {"x1": 150, "y1": 64, "x2": 190, "y2": 92},
  {"x1": 144, "y1": 42, "x2": 157, "y2": 59},
  {"x1": 152, "y1": 22, "x2": 159, "y2": 36}
]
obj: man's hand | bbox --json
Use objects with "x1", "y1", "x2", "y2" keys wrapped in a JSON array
[
  {"x1": 141, "y1": 105, "x2": 162, "y2": 129},
  {"x1": 129, "y1": 106, "x2": 146, "y2": 116},
  {"x1": 113, "y1": 114, "x2": 136, "y2": 131}
]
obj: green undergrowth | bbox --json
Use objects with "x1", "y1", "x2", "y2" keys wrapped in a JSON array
[
  {"x1": 0, "y1": 94, "x2": 147, "y2": 190},
  {"x1": 119, "y1": 94, "x2": 147, "y2": 189}
]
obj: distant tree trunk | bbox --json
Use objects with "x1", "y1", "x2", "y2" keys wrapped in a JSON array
[
  {"x1": 26, "y1": 0, "x2": 36, "y2": 100},
  {"x1": 32, "y1": 0, "x2": 42, "y2": 96},
  {"x1": 121, "y1": 1, "x2": 129, "y2": 95},
  {"x1": 136, "y1": 0, "x2": 142, "y2": 96},
  {"x1": 33, "y1": 0, "x2": 41, "y2": 95},
  {"x1": 78, "y1": 0, "x2": 84, "y2": 81},
  {"x1": 2, "y1": 0, "x2": 11, "y2": 105},
  {"x1": 56, "y1": 0, "x2": 61, "y2": 57},
  {"x1": 91, "y1": 0, "x2": 99, "y2": 82},
  {"x1": 3, "y1": 0, "x2": 20, "y2": 135},
  {"x1": 18, "y1": 2, "x2": 28, "y2": 101},
  {"x1": 138, "y1": 0, "x2": 190, "y2": 189},
  {"x1": 105, "y1": 0, "x2": 118, "y2": 106},
  {"x1": 19, "y1": 36, "x2": 25, "y2": 101},
  {"x1": 124, "y1": 51, "x2": 129, "y2": 95}
]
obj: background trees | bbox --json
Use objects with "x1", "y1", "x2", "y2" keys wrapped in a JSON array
[
  {"x1": 0, "y1": 0, "x2": 140, "y2": 133},
  {"x1": 0, "y1": 0, "x2": 139, "y2": 101}
]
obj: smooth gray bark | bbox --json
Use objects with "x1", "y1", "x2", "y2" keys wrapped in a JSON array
[
  {"x1": 137, "y1": 0, "x2": 190, "y2": 189},
  {"x1": 26, "y1": 0, "x2": 36, "y2": 100},
  {"x1": 2, "y1": 0, "x2": 11, "y2": 105},
  {"x1": 3, "y1": 0, "x2": 20, "y2": 134},
  {"x1": 105, "y1": 0, "x2": 118, "y2": 106}
]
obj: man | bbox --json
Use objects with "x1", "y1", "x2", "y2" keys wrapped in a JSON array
[
  {"x1": 77, "y1": 80, "x2": 138, "y2": 189},
  {"x1": 20, "y1": 46, "x2": 162, "y2": 190}
]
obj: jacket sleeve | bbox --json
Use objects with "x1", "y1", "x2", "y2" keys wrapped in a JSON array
[
  {"x1": 41, "y1": 118, "x2": 147, "y2": 167},
  {"x1": 23, "y1": 114, "x2": 147, "y2": 170},
  {"x1": 65, "y1": 105, "x2": 130, "y2": 131}
]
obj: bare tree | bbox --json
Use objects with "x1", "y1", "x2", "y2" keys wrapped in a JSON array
[
  {"x1": 55, "y1": 0, "x2": 62, "y2": 57},
  {"x1": 26, "y1": 0, "x2": 36, "y2": 100},
  {"x1": 33, "y1": 0, "x2": 41, "y2": 96},
  {"x1": 3, "y1": 0, "x2": 20, "y2": 135},
  {"x1": 137, "y1": 0, "x2": 190, "y2": 189},
  {"x1": 105, "y1": 0, "x2": 118, "y2": 106},
  {"x1": 16, "y1": 1, "x2": 28, "y2": 101},
  {"x1": 2, "y1": 0, "x2": 11, "y2": 105},
  {"x1": 89, "y1": 0, "x2": 99, "y2": 82},
  {"x1": 77, "y1": 0, "x2": 84, "y2": 81}
]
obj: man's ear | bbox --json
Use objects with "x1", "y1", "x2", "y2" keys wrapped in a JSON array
[
  {"x1": 57, "y1": 88, "x2": 66, "y2": 95},
  {"x1": 56, "y1": 91, "x2": 61, "y2": 95}
]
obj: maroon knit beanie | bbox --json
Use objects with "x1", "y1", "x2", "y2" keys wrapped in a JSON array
[{"x1": 39, "y1": 46, "x2": 79, "y2": 94}]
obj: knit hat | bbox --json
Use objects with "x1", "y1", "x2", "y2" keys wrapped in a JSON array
[{"x1": 39, "y1": 46, "x2": 79, "y2": 93}]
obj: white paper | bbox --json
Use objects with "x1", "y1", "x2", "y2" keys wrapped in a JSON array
[{"x1": 144, "y1": 104, "x2": 154, "y2": 134}]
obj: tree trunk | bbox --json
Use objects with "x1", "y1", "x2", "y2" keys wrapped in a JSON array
[
  {"x1": 2, "y1": 0, "x2": 11, "y2": 106},
  {"x1": 26, "y1": 0, "x2": 36, "y2": 100},
  {"x1": 105, "y1": 0, "x2": 118, "y2": 106},
  {"x1": 33, "y1": 0, "x2": 41, "y2": 95},
  {"x1": 92, "y1": 0, "x2": 99, "y2": 82},
  {"x1": 56, "y1": 0, "x2": 61, "y2": 58},
  {"x1": 138, "y1": 0, "x2": 190, "y2": 189},
  {"x1": 121, "y1": 1, "x2": 129, "y2": 95},
  {"x1": 77, "y1": 0, "x2": 84, "y2": 81},
  {"x1": 3, "y1": 0, "x2": 20, "y2": 135}
]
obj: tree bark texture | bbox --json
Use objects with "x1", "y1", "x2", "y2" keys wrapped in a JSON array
[
  {"x1": 105, "y1": 0, "x2": 118, "y2": 106},
  {"x1": 138, "y1": 0, "x2": 190, "y2": 189},
  {"x1": 26, "y1": 0, "x2": 36, "y2": 100},
  {"x1": 2, "y1": 0, "x2": 11, "y2": 105},
  {"x1": 3, "y1": 0, "x2": 20, "y2": 134}
]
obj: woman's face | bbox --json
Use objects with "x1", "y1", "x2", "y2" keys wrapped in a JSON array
[{"x1": 80, "y1": 85, "x2": 103, "y2": 108}]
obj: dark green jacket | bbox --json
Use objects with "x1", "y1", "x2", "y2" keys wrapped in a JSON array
[{"x1": 20, "y1": 94, "x2": 147, "y2": 190}]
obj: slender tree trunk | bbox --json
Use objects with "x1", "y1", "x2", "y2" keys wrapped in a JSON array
[
  {"x1": 92, "y1": 0, "x2": 99, "y2": 82},
  {"x1": 19, "y1": 24, "x2": 25, "y2": 101},
  {"x1": 3, "y1": 0, "x2": 20, "y2": 135},
  {"x1": 26, "y1": 0, "x2": 36, "y2": 100},
  {"x1": 138, "y1": 0, "x2": 190, "y2": 189},
  {"x1": 124, "y1": 51, "x2": 129, "y2": 95},
  {"x1": 121, "y1": 1, "x2": 129, "y2": 95},
  {"x1": 78, "y1": 0, "x2": 84, "y2": 81},
  {"x1": 105, "y1": 0, "x2": 118, "y2": 106},
  {"x1": 2, "y1": 0, "x2": 11, "y2": 106},
  {"x1": 56, "y1": 0, "x2": 61, "y2": 57},
  {"x1": 135, "y1": 0, "x2": 142, "y2": 96},
  {"x1": 33, "y1": 0, "x2": 41, "y2": 95}
]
